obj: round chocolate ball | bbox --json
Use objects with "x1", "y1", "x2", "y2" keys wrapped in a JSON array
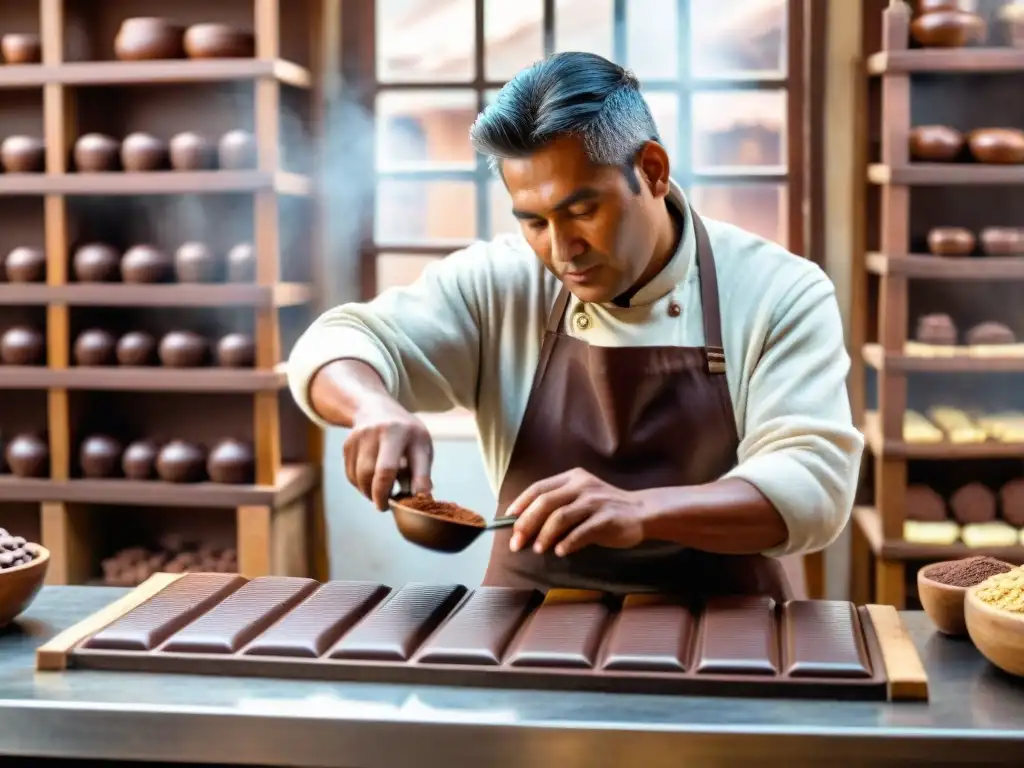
[
  {"x1": 0, "y1": 326, "x2": 44, "y2": 365},
  {"x1": 73, "y1": 329, "x2": 117, "y2": 366},
  {"x1": 120, "y1": 132, "x2": 168, "y2": 172},
  {"x1": 116, "y1": 331, "x2": 157, "y2": 366},
  {"x1": 174, "y1": 242, "x2": 218, "y2": 283},
  {"x1": 155, "y1": 440, "x2": 207, "y2": 483},
  {"x1": 79, "y1": 434, "x2": 123, "y2": 478},
  {"x1": 218, "y1": 129, "x2": 256, "y2": 169},
  {"x1": 122, "y1": 439, "x2": 160, "y2": 480},
  {"x1": 73, "y1": 243, "x2": 121, "y2": 283},
  {"x1": 215, "y1": 333, "x2": 255, "y2": 368},
  {"x1": 158, "y1": 330, "x2": 208, "y2": 367},
  {"x1": 120, "y1": 244, "x2": 171, "y2": 283},
  {"x1": 206, "y1": 438, "x2": 254, "y2": 484},
  {"x1": 225, "y1": 242, "x2": 254, "y2": 282},
  {"x1": 73, "y1": 133, "x2": 120, "y2": 172},
  {"x1": 4, "y1": 246, "x2": 45, "y2": 283},
  {"x1": 0, "y1": 135, "x2": 45, "y2": 173},
  {"x1": 169, "y1": 131, "x2": 216, "y2": 171},
  {"x1": 5, "y1": 433, "x2": 48, "y2": 478}
]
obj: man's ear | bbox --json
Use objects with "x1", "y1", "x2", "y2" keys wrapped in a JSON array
[{"x1": 635, "y1": 140, "x2": 671, "y2": 198}]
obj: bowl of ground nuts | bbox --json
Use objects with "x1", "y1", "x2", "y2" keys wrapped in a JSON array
[{"x1": 965, "y1": 565, "x2": 1024, "y2": 677}]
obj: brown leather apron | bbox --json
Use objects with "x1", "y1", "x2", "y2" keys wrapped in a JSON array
[{"x1": 482, "y1": 205, "x2": 798, "y2": 602}]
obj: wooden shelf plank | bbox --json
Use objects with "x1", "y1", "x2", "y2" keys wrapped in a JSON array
[
  {"x1": 0, "y1": 59, "x2": 311, "y2": 89},
  {"x1": 866, "y1": 252, "x2": 1024, "y2": 279},
  {"x1": 862, "y1": 411, "x2": 1024, "y2": 458},
  {"x1": 867, "y1": 48, "x2": 1024, "y2": 75},
  {"x1": 0, "y1": 365, "x2": 288, "y2": 392},
  {"x1": 862, "y1": 343, "x2": 1024, "y2": 372},
  {"x1": 0, "y1": 282, "x2": 311, "y2": 307},
  {"x1": 0, "y1": 171, "x2": 311, "y2": 196},
  {"x1": 853, "y1": 507, "x2": 1024, "y2": 563},
  {"x1": 0, "y1": 463, "x2": 318, "y2": 508},
  {"x1": 869, "y1": 163, "x2": 1024, "y2": 185}
]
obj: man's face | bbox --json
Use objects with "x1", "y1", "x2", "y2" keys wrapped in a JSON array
[{"x1": 501, "y1": 136, "x2": 664, "y2": 304}]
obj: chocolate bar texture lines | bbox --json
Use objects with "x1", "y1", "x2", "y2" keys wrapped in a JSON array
[
  {"x1": 601, "y1": 595, "x2": 692, "y2": 672},
  {"x1": 782, "y1": 601, "x2": 871, "y2": 679},
  {"x1": 696, "y1": 597, "x2": 779, "y2": 676}
]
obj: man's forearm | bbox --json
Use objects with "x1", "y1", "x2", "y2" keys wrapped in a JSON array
[
  {"x1": 639, "y1": 478, "x2": 789, "y2": 554},
  {"x1": 307, "y1": 359, "x2": 392, "y2": 427}
]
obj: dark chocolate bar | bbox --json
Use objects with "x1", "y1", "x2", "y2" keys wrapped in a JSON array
[
  {"x1": 243, "y1": 582, "x2": 391, "y2": 658},
  {"x1": 328, "y1": 583, "x2": 467, "y2": 662},
  {"x1": 507, "y1": 590, "x2": 609, "y2": 669},
  {"x1": 85, "y1": 573, "x2": 246, "y2": 651},
  {"x1": 416, "y1": 587, "x2": 540, "y2": 666},
  {"x1": 600, "y1": 594, "x2": 692, "y2": 672},
  {"x1": 782, "y1": 601, "x2": 871, "y2": 679},
  {"x1": 161, "y1": 576, "x2": 317, "y2": 654},
  {"x1": 695, "y1": 596, "x2": 778, "y2": 676}
]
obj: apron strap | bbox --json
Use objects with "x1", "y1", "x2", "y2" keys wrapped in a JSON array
[
  {"x1": 690, "y1": 207, "x2": 727, "y2": 375},
  {"x1": 544, "y1": 284, "x2": 572, "y2": 334}
]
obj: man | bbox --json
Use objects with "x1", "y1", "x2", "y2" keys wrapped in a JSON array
[{"x1": 288, "y1": 51, "x2": 863, "y2": 599}]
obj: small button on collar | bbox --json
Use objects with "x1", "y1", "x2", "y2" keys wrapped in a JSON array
[
  {"x1": 668, "y1": 301, "x2": 681, "y2": 318},
  {"x1": 574, "y1": 312, "x2": 591, "y2": 331}
]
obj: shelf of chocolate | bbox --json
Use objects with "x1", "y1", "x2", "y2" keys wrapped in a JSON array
[
  {"x1": 34, "y1": 573, "x2": 930, "y2": 702},
  {"x1": 852, "y1": 1, "x2": 1024, "y2": 607},
  {"x1": 0, "y1": 0, "x2": 336, "y2": 586}
]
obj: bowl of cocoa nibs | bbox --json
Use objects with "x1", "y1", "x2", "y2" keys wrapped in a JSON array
[{"x1": 0, "y1": 527, "x2": 49, "y2": 628}]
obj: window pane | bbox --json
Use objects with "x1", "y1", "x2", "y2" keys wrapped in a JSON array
[
  {"x1": 692, "y1": 91, "x2": 786, "y2": 170},
  {"x1": 376, "y1": 252, "x2": 443, "y2": 292},
  {"x1": 376, "y1": 0, "x2": 475, "y2": 82},
  {"x1": 555, "y1": 0, "x2": 614, "y2": 62},
  {"x1": 376, "y1": 180, "x2": 478, "y2": 243},
  {"x1": 643, "y1": 91, "x2": 678, "y2": 166},
  {"x1": 626, "y1": 0, "x2": 677, "y2": 79},
  {"x1": 690, "y1": 184, "x2": 787, "y2": 246},
  {"x1": 485, "y1": 0, "x2": 545, "y2": 81},
  {"x1": 489, "y1": 179, "x2": 522, "y2": 238},
  {"x1": 690, "y1": 0, "x2": 787, "y2": 76},
  {"x1": 376, "y1": 90, "x2": 478, "y2": 170}
]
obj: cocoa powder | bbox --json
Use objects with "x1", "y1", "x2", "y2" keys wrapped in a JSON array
[
  {"x1": 923, "y1": 555, "x2": 1014, "y2": 587},
  {"x1": 398, "y1": 493, "x2": 485, "y2": 527}
]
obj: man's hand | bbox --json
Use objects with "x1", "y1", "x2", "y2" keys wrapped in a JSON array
[
  {"x1": 343, "y1": 395, "x2": 434, "y2": 511},
  {"x1": 506, "y1": 468, "x2": 648, "y2": 557}
]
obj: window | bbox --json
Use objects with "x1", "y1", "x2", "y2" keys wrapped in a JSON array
[{"x1": 343, "y1": 0, "x2": 806, "y2": 297}]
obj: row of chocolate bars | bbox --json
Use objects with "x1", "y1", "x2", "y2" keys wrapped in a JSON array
[{"x1": 904, "y1": 480, "x2": 1024, "y2": 547}]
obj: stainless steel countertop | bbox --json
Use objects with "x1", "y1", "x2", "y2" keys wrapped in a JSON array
[{"x1": 0, "y1": 586, "x2": 1022, "y2": 767}]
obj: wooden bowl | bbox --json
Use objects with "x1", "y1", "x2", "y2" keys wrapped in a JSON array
[
  {"x1": 918, "y1": 564, "x2": 970, "y2": 635},
  {"x1": 910, "y1": 125, "x2": 964, "y2": 162},
  {"x1": 0, "y1": 545, "x2": 49, "y2": 628},
  {"x1": 911, "y1": 10, "x2": 986, "y2": 47},
  {"x1": 114, "y1": 17, "x2": 185, "y2": 61},
  {"x1": 927, "y1": 226, "x2": 975, "y2": 256},
  {"x1": 965, "y1": 583, "x2": 1024, "y2": 677},
  {"x1": 1, "y1": 33, "x2": 41, "y2": 64},
  {"x1": 980, "y1": 227, "x2": 1024, "y2": 255},
  {"x1": 183, "y1": 24, "x2": 255, "y2": 59},
  {"x1": 968, "y1": 128, "x2": 1024, "y2": 164}
]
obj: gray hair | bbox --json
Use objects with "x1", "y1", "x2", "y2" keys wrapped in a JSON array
[{"x1": 469, "y1": 51, "x2": 661, "y2": 183}]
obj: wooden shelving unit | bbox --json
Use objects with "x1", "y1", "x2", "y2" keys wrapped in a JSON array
[
  {"x1": 853, "y1": 0, "x2": 1024, "y2": 608},
  {"x1": 0, "y1": 0, "x2": 336, "y2": 585}
]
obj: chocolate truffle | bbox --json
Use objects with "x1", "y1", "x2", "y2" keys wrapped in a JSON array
[
  {"x1": 116, "y1": 331, "x2": 158, "y2": 366},
  {"x1": 158, "y1": 331, "x2": 208, "y2": 367},
  {"x1": 73, "y1": 133, "x2": 120, "y2": 172},
  {"x1": 206, "y1": 438, "x2": 254, "y2": 484},
  {"x1": 980, "y1": 227, "x2": 1024, "y2": 256},
  {"x1": 5, "y1": 433, "x2": 48, "y2": 478},
  {"x1": 0, "y1": 326, "x2": 44, "y2": 365},
  {"x1": 73, "y1": 243, "x2": 120, "y2": 283},
  {"x1": 120, "y1": 132, "x2": 168, "y2": 172},
  {"x1": 950, "y1": 482, "x2": 997, "y2": 525},
  {"x1": 122, "y1": 439, "x2": 160, "y2": 480},
  {"x1": 926, "y1": 227, "x2": 975, "y2": 257},
  {"x1": 999, "y1": 478, "x2": 1024, "y2": 527},
  {"x1": 120, "y1": 244, "x2": 172, "y2": 283},
  {"x1": 156, "y1": 440, "x2": 207, "y2": 483},
  {"x1": 4, "y1": 246, "x2": 45, "y2": 283},
  {"x1": 915, "y1": 313, "x2": 958, "y2": 346},
  {"x1": 79, "y1": 435, "x2": 123, "y2": 478},
  {"x1": 226, "y1": 242, "x2": 255, "y2": 282},
  {"x1": 168, "y1": 131, "x2": 216, "y2": 170},
  {"x1": 1, "y1": 33, "x2": 42, "y2": 64},
  {"x1": 215, "y1": 333, "x2": 255, "y2": 367},
  {"x1": 174, "y1": 242, "x2": 218, "y2": 282},
  {"x1": 965, "y1": 321, "x2": 1016, "y2": 346},
  {"x1": 906, "y1": 484, "x2": 948, "y2": 523},
  {"x1": 73, "y1": 329, "x2": 117, "y2": 366},
  {"x1": 218, "y1": 129, "x2": 256, "y2": 169},
  {"x1": 0, "y1": 136, "x2": 45, "y2": 173}
]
